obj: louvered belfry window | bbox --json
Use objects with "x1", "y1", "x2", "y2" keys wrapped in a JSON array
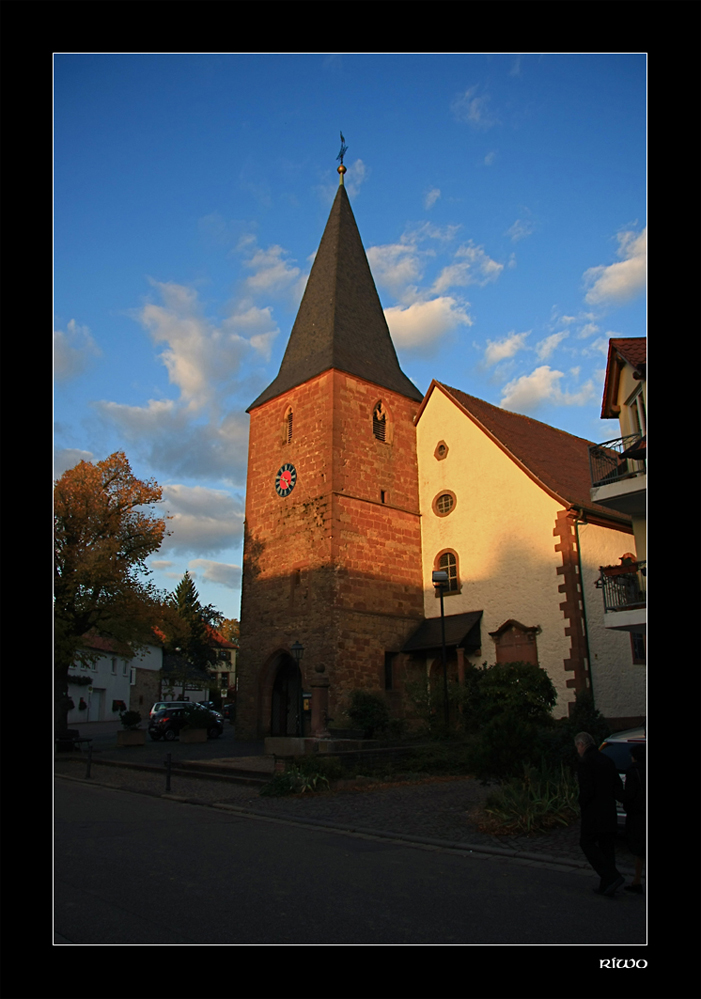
[
  {"x1": 285, "y1": 408, "x2": 293, "y2": 444},
  {"x1": 373, "y1": 401, "x2": 387, "y2": 441}
]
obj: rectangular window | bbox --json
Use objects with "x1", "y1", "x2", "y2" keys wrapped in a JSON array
[
  {"x1": 111, "y1": 658, "x2": 117, "y2": 675},
  {"x1": 630, "y1": 633, "x2": 646, "y2": 664},
  {"x1": 130, "y1": 667, "x2": 136, "y2": 686},
  {"x1": 122, "y1": 661, "x2": 128, "y2": 676}
]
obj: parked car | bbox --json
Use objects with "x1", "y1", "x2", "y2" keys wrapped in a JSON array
[
  {"x1": 599, "y1": 727, "x2": 646, "y2": 826},
  {"x1": 222, "y1": 703, "x2": 235, "y2": 721},
  {"x1": 149, "y1": 700, "x2": 193, "y2": 720},
  {"x1": 148, "y1": 705, "x2": 224, "y2": 741}
]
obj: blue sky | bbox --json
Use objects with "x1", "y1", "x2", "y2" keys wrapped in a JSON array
[{"x1": 54, "y1": 53, "x2": 646, "y2": 621}]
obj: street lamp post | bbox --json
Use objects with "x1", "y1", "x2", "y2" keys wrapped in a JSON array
[
  {"x1": 290, "y1": 641, "x2": 304, "y2": 737},
  {"x1": 432, "y1": 571, "x2": 449, "y2": 730}
]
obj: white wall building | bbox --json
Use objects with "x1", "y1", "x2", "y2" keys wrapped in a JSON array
[{"x1": 411, "y1": 381, "x2": 645, "y2": 727}]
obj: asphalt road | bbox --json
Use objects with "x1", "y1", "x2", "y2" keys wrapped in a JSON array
[{"x1": 55, "y1": 779, "x2": 646, "y2": 947}]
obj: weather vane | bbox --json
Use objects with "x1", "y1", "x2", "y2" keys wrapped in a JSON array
[
  {"x1": 337, "y1": 132, "x2": 348, "y2": 184},
  {"x1": 337, "y1": 132, "x2": 348, "y2": 165}
]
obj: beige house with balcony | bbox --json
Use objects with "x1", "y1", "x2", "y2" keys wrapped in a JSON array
[
  {"x1": 587, "y1": 337, "x2": 646, "y2": 655},
  {"x1": 410, "y1": 381, "x2": 645, "y2": 728}
]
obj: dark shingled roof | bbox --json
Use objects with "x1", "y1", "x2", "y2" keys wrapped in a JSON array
[
  {"x1": 248, "y1": 184, "x2": 423, "y2": 411},
  {"x1": 402, "y1": 611, "x2": 483, "y2": 653},
  {"x1": 436, "y1": 384, "x2": 632, "y2": 523}
]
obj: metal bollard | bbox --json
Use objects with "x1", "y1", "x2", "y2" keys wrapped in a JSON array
[{"x1": 165, "y1": 753, "x2": 172, "y2": 792}]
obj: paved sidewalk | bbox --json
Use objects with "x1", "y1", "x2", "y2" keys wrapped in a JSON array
[{"x1": 54, "y1": 755, "x2": 638, "y2": 876}]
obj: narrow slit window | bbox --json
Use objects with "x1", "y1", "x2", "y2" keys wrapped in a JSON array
[{"x1": 284, "y1": 408, "x2": 293, "y2": 444}]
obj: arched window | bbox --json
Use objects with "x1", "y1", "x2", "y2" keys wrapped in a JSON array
[
  {"x1": 373, "y1": 401, "x2": 387, "y2": 442},
  {"x1": 283, "y1": 407, "x2": 293, "y2": 444},
  {"x1": 435, "y1": 550, "x2": 460, "y2": 594}
]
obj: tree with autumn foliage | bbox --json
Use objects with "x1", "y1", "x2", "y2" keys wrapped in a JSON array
[{"x1": 54, "y1": 452, "x2": 169, "y2": 731}]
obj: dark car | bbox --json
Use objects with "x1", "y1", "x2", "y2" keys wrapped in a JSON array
[
  {"x1": 149, "y1": 700, "x2": 194, "y2": 720},
  {"x1": 599, "y1": 727, "x2": 646, "y2": 826},
  {"x1": 148, "y1": 706, "x2": 224, "y2": 742}
]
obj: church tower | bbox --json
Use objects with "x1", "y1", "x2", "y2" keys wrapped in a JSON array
[{"x1": 237, "y1": 167, "x2": 424, "y2": 739}]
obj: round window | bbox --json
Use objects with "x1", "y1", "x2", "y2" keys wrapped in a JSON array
[{"x1": 433, "y1": 491, "x2": 456, "y2": 517}]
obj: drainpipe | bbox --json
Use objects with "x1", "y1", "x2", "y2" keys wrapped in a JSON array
[{"x1": 573, "y1": 508, "x2": 595, "y2": 707}]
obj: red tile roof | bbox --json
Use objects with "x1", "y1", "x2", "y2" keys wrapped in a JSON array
[
  {"x1": 610, "y1": 337, "x2": 646, "y2": 369},
  {"x1": 601, "y1": 338, "x2": 646, "y2": 418},
  {"x1": 206, "y1": 625, "x2": 237, "y2": 649},
  {"x1": 428, "y1": 382, "x2": 631, "y2": 523}
]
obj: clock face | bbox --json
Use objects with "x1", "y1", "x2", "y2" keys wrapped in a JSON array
[{"x1": 275, "y1": 463, "x2": 297, "y2": 497}]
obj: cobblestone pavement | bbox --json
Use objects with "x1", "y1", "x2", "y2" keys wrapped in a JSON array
[{"x1": 54, "y1": 757, "x2": 637, "y2": 874}]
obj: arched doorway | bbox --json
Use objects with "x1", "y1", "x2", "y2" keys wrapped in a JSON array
[{"x1": 270, "y1": 655, "x2": 302, "y2": 736}]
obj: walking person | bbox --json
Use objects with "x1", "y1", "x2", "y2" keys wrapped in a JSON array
[
  {"x1": 574, "y1": 732, "x2": 625, "y2": 896},
  {"x1": 622, "y1": 744, "x2": 645, "y2": 893}
]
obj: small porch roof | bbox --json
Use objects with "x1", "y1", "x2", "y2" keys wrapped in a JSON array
[{"x1": 401, "y1": 611, "x2": 483, "y2": 654}]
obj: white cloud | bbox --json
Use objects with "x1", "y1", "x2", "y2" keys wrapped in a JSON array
[
  {"x1": 385, "y1": 297, "x2": 472, "y2": 350},
  {"x1": 160, "y1": 485, "x2": 244, "y2": 557},
  {"x1": 583, "y1": 227, "x2": 646, "y2": 305},
  {"x1": 54, "y1": 447, "x2": 95, "y2": 478},
  {"x1": 424, "y1": 188, "x2": 441, "y2": 210},
  {"x1": 451, "y1": 86, "x2": 498, "y2": 129},
  {"x1": 54, "y1": 319, "x2": 101, "y2": 381},
  {"x1": 367, "y1": 242, "x2": 425, "y2": 300},
  {"x1": 345, "y1": 158, "x2": 367, "y2": 198},
  {"x1": 500, "y1": 365, "x2": 596, "y2": 413},
  {"x1": 188, "y1": 558, "x2": 242, "y2": 590},
  {"x1": 94, "y1": 399, "x2": 249, "y2": 483},
  {"x1": 138, "y1": 281, "x2": 278, "y2": 412},
  {"x1": 484, "y1": 151, "x2": 496, "y2": 166},
  {"x1": 577, "y1": 322, "x2": 600, "y2": 339},
  {"x1": 243, "y1": 244, "x2": 301, "y2": 296},
  {"x1": 484, "y1": 331, "x2": 530, "y2": 366},
  {"x1": 506, "y1": 217, "x2": 535, "y2": 242},
  {"x1": 432, "y1": 243, "x2": 503, "y2": 294},
  {"x1": 536, "y1": 331, "x2": 568, "y2": 361}
]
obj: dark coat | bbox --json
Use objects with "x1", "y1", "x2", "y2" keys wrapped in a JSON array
[
  {"x1": 621, "y1": 760, "x2": 645, "y2": 816},
  {"x1": 577, "y1": 746, "x2": 624, "y2": 834},
  {"x1": 622, "y1": 760, "x2": 646, "y2": 857}
]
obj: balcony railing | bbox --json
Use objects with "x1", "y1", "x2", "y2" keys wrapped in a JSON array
[
  {"x1": 595, "y1": 560, "x2": 646, "y2": 613},
  {"x1": 588, "y1": 434, "x2": 646, "y2": 489}
]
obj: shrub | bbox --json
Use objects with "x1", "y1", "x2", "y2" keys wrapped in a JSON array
[
  {"x1": 182, "y1": 707, "x2": 212, "y2": 730},
  {"x1": 467, "y1": 711, "x2": 545, "y2": 781},
  {"x1": 479, "y1": 763, "x2": 579, "y2": 835},
  {"x1": 292, "y1": 755, "x2": 345, "y2": 781},
  {"x1": 539, "y1": 688, "x2": 612, "y2": 771},
  {"x1": 403, "y1": 670, "x2": 472, "y2": 739},
  {"x1": 259, "y1": 765, "x2": 330, "y2": 797},
  {"x1": 473, "y1": 661, "x2": 557, "y2": 726},
  {"x1": 120, "y1": 710, "x2": 142, "y2": 730},
  {"x1": 346, "y1": 690, "x2": 390, "y2": 739}
]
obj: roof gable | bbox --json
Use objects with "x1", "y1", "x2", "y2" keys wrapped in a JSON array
[
  {"x1": 248, "y1": 184, "x2": 422, "y2": 411},
  {"x1": 419, "y1": 380, "x2": 631, "y2": 523},
  {"x1": 601, "y1": 337, "x2": 646, "y2": 419}
]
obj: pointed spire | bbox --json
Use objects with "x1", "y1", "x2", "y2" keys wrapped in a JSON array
[{"x1": 248, "y1": 183, "x2": 422, "y2": 410}]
